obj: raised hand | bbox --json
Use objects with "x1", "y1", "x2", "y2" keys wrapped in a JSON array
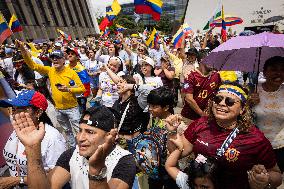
[
  {"x1": 12, "y1": 112, "x2": 45, "y2": 147},
  {"x1": 88, "y1": 129, "x2": 117, "y2": 172},
  {"x1": 248, "y1": 165, "x2": 270, "y2": 189},
  {"x1": 164, "y1": 114, "x2": 183, "y2": 132}
]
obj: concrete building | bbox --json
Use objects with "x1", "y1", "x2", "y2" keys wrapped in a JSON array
[{"x1": 0, "y1": 0, "x2": 100, "y2": 41}]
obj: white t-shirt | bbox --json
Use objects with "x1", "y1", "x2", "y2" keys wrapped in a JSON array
[
  {"x1": 253, "y1": 84, "x2": 284, "y2": 149},
  {"x1": 176, "y1": 171, "x2": 189, "y2": 189},
  {"x1": 3, "y1": 124, "x2": 66, "y2": 177},
  {"x1": 148, "y1": 47, "x2": 165, "y2": 67},
  {"x1": 0, "y1": 57, "x2": 13, "y2": 77},
  {"x1": 99, "y1": 72, "x2": 119, "y2": 107}
]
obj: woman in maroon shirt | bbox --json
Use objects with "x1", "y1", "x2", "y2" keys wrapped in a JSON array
[{"x1": 165, "y1": 82, "x2": 282, "y2": 189}]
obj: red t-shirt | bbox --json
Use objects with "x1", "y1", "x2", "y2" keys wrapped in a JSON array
[
  {"x1": 181, "y1": 70, "x2": 221, "y2": 120},
  {"x1": 184, "y1": 117, "x2": 276, "y2": 189}
]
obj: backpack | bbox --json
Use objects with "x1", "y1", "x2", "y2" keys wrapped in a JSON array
[{"x1": 127, "y1": 127, "x2": 167, "y2": 179}]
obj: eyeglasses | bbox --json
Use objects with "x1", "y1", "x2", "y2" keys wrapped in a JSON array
[
  {"x1": 138, "y1": 48, "x2": 144, "y2": 52},
  {"x1": 213, "y1": 95, "x2": 240, "y2": 107}
]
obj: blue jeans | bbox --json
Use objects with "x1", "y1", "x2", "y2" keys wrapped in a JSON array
[{"x1": 56, "y1": 106, "x2": 80, "y2": 148}]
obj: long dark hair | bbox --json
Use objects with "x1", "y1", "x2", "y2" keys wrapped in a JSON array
[{"x1": 30, "y1": 105, "x2": 53, "y2": 126}]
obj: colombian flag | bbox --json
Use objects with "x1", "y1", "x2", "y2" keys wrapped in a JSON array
[
  {"x1": 221, "y1": 5, "x2": 227, "y2": 42},
  {"x1": 99, "y1": 0, "x2": 121, "y2": 31},
  {"x1": 8, "y1": 14, "x2": 22, "y2": 33},
  {"x1": 172, "y1": 23, "x2": 193, "y2": 48},
  {"x1": 101, "y1": 28, "x2": 110, "y2": 37},
  {"x1": 145, "y1": 28, "x2": 159, "y2": 48},
  {"x1": 134, "y1": 0, "x2": 163, "y2": 21},
  {"x1": 0, "y1": 13, "x2": 12, "y2": 45}
]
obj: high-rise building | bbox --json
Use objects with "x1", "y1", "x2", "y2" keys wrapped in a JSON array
[{"x1": 0, "y1": 0, "x2": 99, "y2": 41}]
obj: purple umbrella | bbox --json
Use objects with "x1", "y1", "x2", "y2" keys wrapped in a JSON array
[{"x1": 201, "y1": 32, "x2": 284, "y2": 72}]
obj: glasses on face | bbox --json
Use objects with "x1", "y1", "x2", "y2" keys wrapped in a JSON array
[
  {"x1": 213, "y1": 95, "x2": 240, "y2": 107},
  {"x1": 138, "y1": 48, "x2": 144, "y2": 52}
]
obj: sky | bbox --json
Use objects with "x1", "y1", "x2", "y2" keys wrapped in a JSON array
[{"x1": 93, "y1": 0, "x2": 132, "y2": 7}]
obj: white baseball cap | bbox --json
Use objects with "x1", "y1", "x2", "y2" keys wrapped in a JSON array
[{"x1": 139, "y1": 56, "x2": 155, "y2": 68}]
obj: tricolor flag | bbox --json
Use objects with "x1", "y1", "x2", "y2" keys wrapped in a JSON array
[
  {"x1": 57, "y1": 29, "x2": 71, "y2": 41},
  {"x1": 172, "y1": 23, "x2": 193, "y2": 48},
  {"x1": 99, "y1": 0, "x2": 121, "y2": 31},
  {"x1": 134, "y1": 0, "x2": 163, "y2": 21},
  {"x1": 145, "y1": 28, "x2": 159, "y2": 48},
  {"x1": 8, "y1": 14, "x2": 22, "y2": 33},
  {"x1": 101, "y1": 28, "x2": 110, "y2": 37},
  {"x1": 0, "y1": 12, "x2": 12, "y2": 45},
  {"x1": 221, "y1": 5, "x2": 227, "y2": 42},
  {"x1": 203, "y1": 1, "x2": 222, "y2": 30},
  {"x1": 116, "y1": 24, "x2": 126, "y2": 32}
]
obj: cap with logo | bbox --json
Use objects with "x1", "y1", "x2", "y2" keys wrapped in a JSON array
[
  {"x1": 0, "y1": 90, "x2": 48, "y2": 111},
  {"x1": 66, "y1": 47, "x2": 80, "y2": 57},
  {"x1": 50, "y1": 50, "x2": 64, "y2": 59}
]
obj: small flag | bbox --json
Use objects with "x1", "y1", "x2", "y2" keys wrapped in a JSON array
[
  {"x1": 57, "y1": 29, "x2": 71, "y2": 41},
  {"x1": 145, "y1": 28, "x2": 159, "y2": 48},
  {"x1": 134, "y1": 12, "x2": 141, "y2": 23},
  {"x1": 203, "y1": 0, "x2": 222, "y2": 30},
  {"x1": 221, "y1": 5, "x2": 227, "y2": 42},
  {"x1": 116, "y1": 24, "x2": 126, "y2": 32},
  {"x1": 8, "y1": 14, "x2": 22, "y2": 33},
  {"x1": 134, "y1": 0, "x2": 163, "y2": 21},
  {"x1": 101, "y1": 28, "x2": 110, "y2": 37},
  {"x1": 0, "y1": 12, "x2": 12, "y2": 44},
  {"x1": 172, "y1": 23, "x2": 193, "y2": 48}
]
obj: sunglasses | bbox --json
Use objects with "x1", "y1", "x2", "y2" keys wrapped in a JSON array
[
  {"x1": 213, "y1": 95, "x2": 240, "y2": 107},
  {"x1": 138, "y1": 48, "x2": 144, "y2": 52}
]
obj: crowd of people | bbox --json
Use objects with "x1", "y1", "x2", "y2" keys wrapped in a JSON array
[{"x1": 0, "y1": 26, "x2": 283, "y2": 189}]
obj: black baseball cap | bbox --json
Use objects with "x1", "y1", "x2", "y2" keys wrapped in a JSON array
[{"x1": 79, "y1": 106, "x2": 119, "y2": 132}]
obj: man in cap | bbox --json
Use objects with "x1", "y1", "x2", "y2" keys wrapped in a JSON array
[
  {"x1": 66, "y1": 47, "x2": 91, "y2": 113},
  {"x1": 0, "y1": 90, "x2": 66, "y2": 188},
  {"x1": 11, "y1": 105, "x2": 136, "y2": 189},
  {"x1": 17, "y1": 40, "x2": 85, "y2": 148}
]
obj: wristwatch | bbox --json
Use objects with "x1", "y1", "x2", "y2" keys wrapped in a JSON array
[
  {"x1": 88, "y1": 167, "x2": 107, "y2": 181},
  {"x1": 18, "y1": 176, "x2": 25, "y2": 187}
]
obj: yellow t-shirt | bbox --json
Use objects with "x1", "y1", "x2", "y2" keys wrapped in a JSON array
[{"x1": 23, "y1": 54, "x2": 85, "y2": 110}]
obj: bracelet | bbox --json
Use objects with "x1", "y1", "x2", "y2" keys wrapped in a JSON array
[
  {"x1": 167, "y1": 130, "x2": 177, "y2": 135},
  {"x1": 265, "y1": 183, "x2": 272, "y2": 189},
  {"x1": 133, "y1": 84, "x2": 139, "y2": 91}
]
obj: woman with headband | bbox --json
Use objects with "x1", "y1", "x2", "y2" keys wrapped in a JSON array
[
  {"x1": 95, "y1": 56, "x2": 124, "y2": 107},
  {"x1": 165, "y1": 82, "x2": 282, "y2": 189}
]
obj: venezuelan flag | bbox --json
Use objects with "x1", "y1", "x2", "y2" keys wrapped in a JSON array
[
  {"x1": 146, "y1": 28, "x2": 159, "y2": 48},
  {"x1": 57, "y1": 29, "x2": 71, "y2": 41},
  {"x1": 172, "y1": 24, "x2": 193, "y2": 48},
  {"x1": 100, "y1": 0, "x2": 121, "y2": 31},
  {"x1": 134, "y1": 0, "x2": 163, "y2": 21},
  {"x1": 221, "y1": 5, "x2": 227, "y2": 42},
  {"x1": 68, "y1": 63, "x2": 91, "y2": 97},
  {"x1": 8, "y1": 14, "x2": 22, "y2": 33},
  {"x1": 116, "y1": 24, "x2": 126, "y2": 32},
  {"x1": 101, "y1": 28, "x2": 110, "y2": 37},
  {"x1": 0, "y1": 13, "x2": 12, "y2": 45}
]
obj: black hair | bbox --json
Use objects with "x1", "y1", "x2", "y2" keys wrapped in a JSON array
[
  {"x1": 197, "y1": 50, "x2": 209, "y2": 63},
  {"x1": 147, "y1": 86, "x2": 175, "y2": 114},
  {"x1": 186, "y1": 48, "x2": 198, "y2": 57},
  {"x1": 121, "y1": 75, "x2": 136, "y2": 84},
  {"x1": 30, "y1": 106, "x2": 53, "y2": 126},
  {"x1": 187, "y1": 155, "x2": 219, "y2": 189},
  {"x1": 263, "y1": 56, "x2": 284, "y2": 71}
]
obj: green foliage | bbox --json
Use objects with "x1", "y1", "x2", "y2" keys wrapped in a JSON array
[{"x1": 155, "y1": 15, "x2": 174, "y2": 34}]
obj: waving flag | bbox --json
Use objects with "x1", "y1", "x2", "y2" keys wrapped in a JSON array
[
  {"x1": 101, "y1": 28, "x2": 110, "y2": 37},
  {"x1": 116, "y1": 24, "x2": 126, "y2": 32},
  {"x1": 145, "y1": 28, "x2": 159, "y2": 48},
  {"x1": 203, "y1": 0, "x2": 222, "y2": 30},
  {"x1": 8, "y1": 14, "x2": 22, "y2": 33},
  {"x1": 134, "y1": 12, "x2": 141, "y2": 23},
  {"x1": 172, "y1": 23, "x2": 193, "y2": 48},
  {"x1": 134, "y1": 0, "x2": 163, "y2": 21},
  {"x1": 57, "y1": 29, "x2": 71, "y2": 40},
  {"x1": 221, "y1": 5, "x2": 227, "y2": 42},
  {"x1": 99, "y1": 0, "x2": 121, "y2": 31},
  {"x1": 0, "y1": 12, "x2": 12, "y2": 45}
]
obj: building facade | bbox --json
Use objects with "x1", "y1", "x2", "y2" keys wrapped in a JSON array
[{"x1": 0, "y1": 0, "x2": 100, "y2": 41}]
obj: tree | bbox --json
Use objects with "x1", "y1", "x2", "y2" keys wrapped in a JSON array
[{"x1": 156, "y1": 15, "x2": 174, "y2": 34}]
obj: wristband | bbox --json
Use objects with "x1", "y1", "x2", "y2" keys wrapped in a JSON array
[{"x1": 167, "y1": 130, "x2": 177, "y2": 135}]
